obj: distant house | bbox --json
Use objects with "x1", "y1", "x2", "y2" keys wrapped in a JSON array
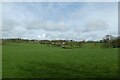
[{"x1": 51, "y1": 42, "x2": 55, "y2": 45}]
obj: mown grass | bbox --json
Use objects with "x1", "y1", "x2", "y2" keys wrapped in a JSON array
[
  {"x1": 0, "y1": 45, "x2": 2, "y2": 78},
  {"x1": 2, "y1": 42, "x2": 118, "y2": 78}
]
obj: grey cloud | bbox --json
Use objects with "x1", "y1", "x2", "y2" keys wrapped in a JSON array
[
  {"x1": 2, "y1": 19, "x2": 23, "y2": 31},
  {"x1": 3, "y1": 18, "x2": 70, "y2": 32},
  {"x1": 83, "y1": 20, "x2": 108, "y2": 32},
  {"x1": 25, "y1": 20, "x2": 69, "y2": 32}
]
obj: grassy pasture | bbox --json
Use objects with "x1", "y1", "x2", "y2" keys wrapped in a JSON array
[
  {"x1": 2, "y1": 42, "x2": 118, "y2": 78},
  {"x1": 0, "y1": 45, "x2": 2, "y2": 78}
]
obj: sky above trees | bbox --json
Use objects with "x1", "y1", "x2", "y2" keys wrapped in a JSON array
[{"x1": 2, "y1": 2, "x2": 118, "y2": 41}]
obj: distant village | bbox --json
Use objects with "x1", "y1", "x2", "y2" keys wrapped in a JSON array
[{"x1": 1, "y1": 35, "x2": 120, "y2": 49}]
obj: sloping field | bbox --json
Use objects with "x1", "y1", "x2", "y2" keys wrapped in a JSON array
[{"x1": 2, "y1": 42, "x2": 118, "y2": 78}]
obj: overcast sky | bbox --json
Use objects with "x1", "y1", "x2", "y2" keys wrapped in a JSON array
[{"x1": 2, "y1": 2, "x2": 118, "y2": 41}]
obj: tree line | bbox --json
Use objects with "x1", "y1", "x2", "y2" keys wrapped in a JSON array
[{"x1": 2, "y1": 35, "x2": 120, "y2": 48}]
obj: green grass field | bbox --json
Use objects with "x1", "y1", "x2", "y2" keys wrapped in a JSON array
[
  {"x1": 0, "y1": 45, "x2": 2, "y2": 78},
  {"x1": 2, "y1": 42, "x2": 118, "y2": 78}
]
